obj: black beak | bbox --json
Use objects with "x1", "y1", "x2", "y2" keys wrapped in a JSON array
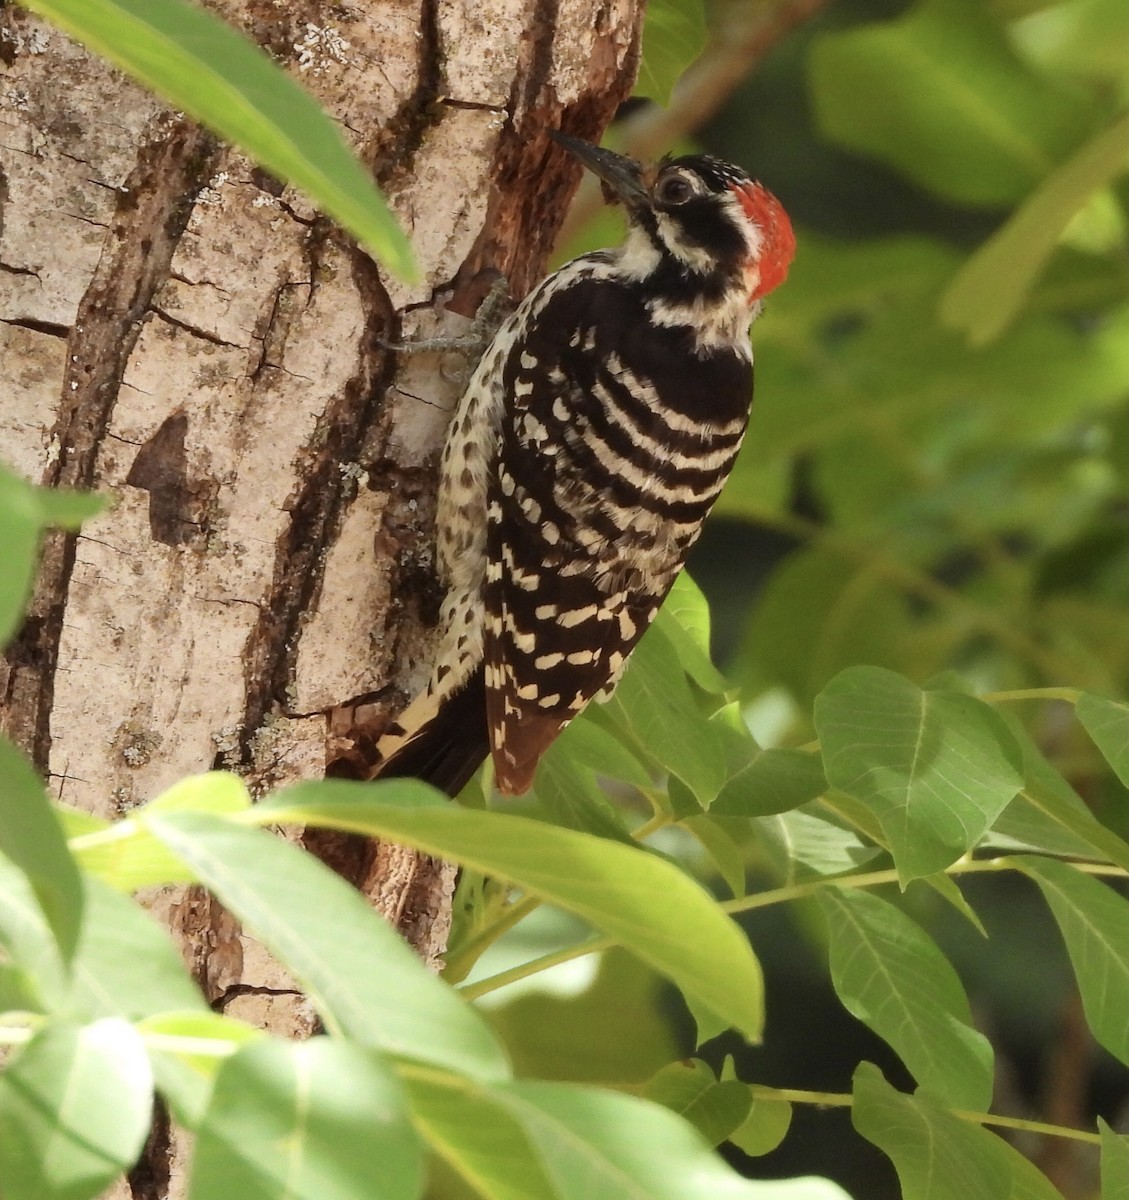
[{"x1": 550, "y1": 131, "x2": 648, "y2": 210}]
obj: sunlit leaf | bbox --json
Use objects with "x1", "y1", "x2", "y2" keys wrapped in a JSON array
[
  {"x1": 988, "y1": 716, "x2": 1129, "y2": 868},
  {"x1": 66, "y1": 875, "x2": 206, "y2": 1021},
  {"x1": 492, "y1": 1079, "x2": 830, "y2": 1199},
  {"x1": 712, "y1": 748, "x2": 827, "y2": 818},
  {"x1": 256, "y1": 779, "x2": 765, "y2": 1041},
  {"x1": 754, "y1": 808, "x2": 881, "y2": 884},
  {"x1": 484, "y1": 949, "x2": 677, "y2": 1085},
  {"x1": 144, "y1": 810, "x2": 510, "y2": 1081},
  {"x1": 72, "y1": 771, "x2": 253, "y2": 892},
  {"x1": 1010, "y1": 0, "x2": 1129, "y2": 91},
  {"x1": 0, "y1": 1019, "x2": 152, "y2": 1200},
  {"x1": 0, "y1": 853, "x2": 65, "y2": 1011},
  {"x1": 604, "y1": 620, "x2": 727, "y2": 805},
  {"x1": 656, "y1": 572, "x2": 729, "y2": 694},
  {"x1": 136, "y1": 1009, "x2": 261, "y2": 1071},
  {"x1": 192, "y1": 1039, "x2": 423, "y2": 1200},
  {"x1": 0, "y1": 465, "x2": 104, "y2": 648},
  {"x1": 683, "y1": 814, "x2": 747, "y2": 897},
  {"x1": 0, "y1": 739, "x2": 84, "y2": 966},
  {"x1": 404, "y1": 1073, "x2": 558, "y2": 1200},
  {"x1": 531, "y1": 721, "x2": 640, "y2": 842},
  {"x1": 729, "y1": 1095, "x2": 793, "y2": 1158}
]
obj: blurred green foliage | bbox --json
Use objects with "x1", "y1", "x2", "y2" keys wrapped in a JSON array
[{"x1": 697, "y1": 0, "x2": 1127, "y2": 732}]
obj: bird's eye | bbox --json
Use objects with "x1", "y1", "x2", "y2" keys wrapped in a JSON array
[{"x1": 656, "y1": 173, "x2": 695, "y2": 206}]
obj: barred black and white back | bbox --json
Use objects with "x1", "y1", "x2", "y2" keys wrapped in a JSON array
[{"x1": 372, "y1": 133, "x2": 795, "y2": 796}]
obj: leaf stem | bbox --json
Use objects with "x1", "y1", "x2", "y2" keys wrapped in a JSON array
[
  {"x1": 443, "y1": 894, "x2": 543, "y2": 983},
  {"x1": 748, "y1": 1086, "x2": 1102, "y2": 1144},
  {"x1": 459, "y1": 935, "x2": 612, "y2": 1001},
  {"x1": 632, "y1": 812, "x2": 673, "y2": 841},
  {"x1": 980, "y1": 688, "x2": 1081, "y2": 704},
  {"x1": 461, "y1": 857, "x2": 1125, "y2": 999},
  {"x1": 724, "y1": 857, "x2": 1126, "y2": 916}
]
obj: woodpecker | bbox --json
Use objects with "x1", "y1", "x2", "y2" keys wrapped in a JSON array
[{"x1": 372, "y1": 132, "x2": 795, "y2": 797}]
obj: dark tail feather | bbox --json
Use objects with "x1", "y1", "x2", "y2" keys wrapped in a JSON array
[{"x1": 373, "y1": 666, "x2": 490, "y2": 798}]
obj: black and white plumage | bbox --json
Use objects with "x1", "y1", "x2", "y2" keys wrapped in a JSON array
[{"x1": 373, "y1": 132, "x2": 795, "y2": 796}]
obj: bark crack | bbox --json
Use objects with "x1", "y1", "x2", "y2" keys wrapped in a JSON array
[
  {"x1": 150, "y1": 306, "x2": 243, "y2": 350},
  {"x1": 1, "y1": 119, "x2": 221, "y2": 769},
  {"x1": 1, "y1": 315, "x2": 68, "y2": 338},
  {"x1": 235, "y1": 232, "x2": 400, "y2": 759}
]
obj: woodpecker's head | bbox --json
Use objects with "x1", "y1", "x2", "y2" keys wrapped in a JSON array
[{"x1": 552, "y1": 132, "x2": 795, "y2": 311}]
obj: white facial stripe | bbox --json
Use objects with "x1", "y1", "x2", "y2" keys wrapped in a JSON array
[
  {"x1": 653, "y1": 211, "x2": 717, "y2": 274},
  {"x1": 719, "y1": 188, "x2": 765, "y2": 262}
]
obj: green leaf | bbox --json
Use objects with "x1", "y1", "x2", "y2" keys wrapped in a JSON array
[
  {"x1": 491, "y1": 1079, "x2": 785, "y2": 1199},
  {"x1": 0, "y1": 739, "x2": 84, "y2": 966},
  {"x1": 137, "y1": 1009, "x2": 262, "y2": 1069},
  {"x1": 0, "y1": 465, "x2": 104, "y2": 648},
  {"x1": 819, "y1": 887, "x2": 994, "y2": 1109},
  {"x1": 853, "y1": 1062, "x2": 1063, "y2": 1200},
  {"x1": 809, "y1": 0, "x2": 1096, "y2": 206},
  {"x1": 1077, "y1": 692, "x2": 1129, "y2": 787},
  {"x1": 72, "y1": 771, "x2": 253, "y2": 891},
  {"x1": 0, "y1": 852, "x2": 65, "y2": 1010},
  {"x1": 191, "y1": 1038, "x2": 423, "y2": 1200},
  {"x1": 636, "y1": 0, "x2": 708, "y2": 106},
  {"x1": 66, "y1": 875, "x2": 206, "y2": 1020},
  {"x1": 485, "y1": 948, "x2": 677, "y2": 1085},
  {"x1": 0, "y1": 963, "x2": 43, "y2": 1012},
  {"x1": 0, "y1": 1018, "x2": 153, "y2": 1200},
  {"x1": 683, "y1": 815, "x2": 747, "y2": 898},
  {"x1": 531, "y1": 722, "x2": 638, "y2": 842},
  {"x1": 404, "y1": 1073, "x2": 558, "y2": 1200},
  {"x1": 1010, "y1": 0, "x2": 1129, "y2": 92},
  {"x1": 1013, "y1": 856, "x2": 1129, "y2": 1064},
  {"x1": 53, "y1": 805, "x2": 110, "y2": 840},
  {"x1": 814, "y1": 668, "x2": 1024, "y2": 882},
  {"x1": 25, "y1": 0, "x2": 417, "y2": 280},
  {"x1": 140, "y1": 1010, "x2": 263, "y2": 1130},
  {"x1": 257, "y1": 778, "x2": 765, "y2": 1041},
  {"x1": 146, "y1": 771, "x2": 253, "y2": 815},
  {"x1": 729, "y1": 1095, "x2": 793, "y2": 1158},
  {"x1": 655, "y1": 572, "x2": 729, "y2": 694},
  {"x1": 754, "y1": 808, "x2": 881, "y2": 884},
  {"x1": 645, "y1": 1060, "x2": 752, "y2": 1147},
  {"x1": 604, "y1": 620, "x2": 726, "y2": 805},
  {"x1": 990, "y1": 717, "x2": 1129, "y2": 868},
  {"x1": 712, "y1": 748, "x2": 827, "y2": 817},
  {"x1": 940, "y1": 114, "x2": 1129, "y2": 344},
  {"x1": 143, "y1": 809, "x2": 509, "y2": 1081},
  {"x1": 1100, "y1": 1118, "x2": 1129, "y2": 1200}
]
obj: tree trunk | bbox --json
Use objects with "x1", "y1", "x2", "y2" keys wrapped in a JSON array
[{"x1": 0, "y1": 1, "x2": 642, "y2": 1194}]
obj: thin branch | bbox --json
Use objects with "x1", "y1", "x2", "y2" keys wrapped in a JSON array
[{"x1": 559, "y1": 0, "x2": 831, "y2": 245}]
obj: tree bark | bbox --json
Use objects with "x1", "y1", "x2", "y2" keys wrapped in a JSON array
[{"x1": 0, "y1": 1, "x2": 642, "y2": 1194}]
